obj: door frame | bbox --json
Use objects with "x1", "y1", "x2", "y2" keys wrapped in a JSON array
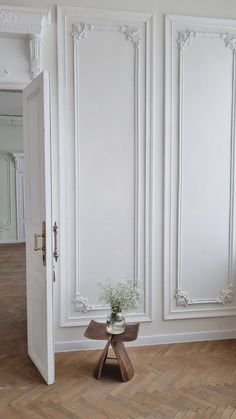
[{"x1": 0, "y1": 4, "x2": 53, "y2": 378}]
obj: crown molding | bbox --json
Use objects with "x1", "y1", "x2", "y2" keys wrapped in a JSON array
[
  {"x1": 0, "y1": 5, "x2": 51, "y2": 80},
  {"x1": 0, "y1": 5, "x2": 50, "y2": 35}
]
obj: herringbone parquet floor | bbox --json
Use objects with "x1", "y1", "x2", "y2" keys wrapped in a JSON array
[{"x1": 1, "y1": 244, "x2": 236, "y2": 418}]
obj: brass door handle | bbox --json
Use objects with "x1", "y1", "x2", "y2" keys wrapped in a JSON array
[{"x1": 34, "y1": 221, "x2": 46, "y2": 266}]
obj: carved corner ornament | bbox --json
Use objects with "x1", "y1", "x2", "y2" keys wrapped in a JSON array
[
  {"x1": 177, "y1": 30, "x2": 196, "y2": 50},
  {"x1": 175, "y1": 285, "x2": 233, "y2": 307},
  {"x1": 217, "y1": 285, "x2": 233, "y2": 304},
  {"x1": 0, "y1": 151, "x2": 15, "y2": 163},
  {"x1": 120, "y1": 26, "x2": 140, "y2": 48},
  {"x1": 175, "y1": 288, "x2": 191, "y2": 307},
  {"x1": 72, "y1": 22, "x2": 92, "y2": 43},
  {"x1": 222, "y1": 33, "x2": 236, "y2": 52},
  {"x1": 73, "y1": 294, "x2": 90, "y2": 312}
]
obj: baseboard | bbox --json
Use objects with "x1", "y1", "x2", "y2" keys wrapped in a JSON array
[
  {"x1": 0, "y1": 240, "x2": 18, "y2": 244},
  {"x1": 55, "y1": 329, "x2": 236, "y2": 353}
]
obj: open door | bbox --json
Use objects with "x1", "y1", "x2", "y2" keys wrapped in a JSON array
[{"x1": 23, "y1": 71, "x2": 55, "y2": 385}]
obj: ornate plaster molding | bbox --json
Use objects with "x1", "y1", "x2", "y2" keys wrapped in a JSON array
[
  {"x1": 0, "y1": 151, "x2": 15, "y2": 164},
  {"x1": 72, "y1": 22, "x2": 140, "y2": 48},
  {"x1": 120, "y1": 26, "x2": 140, "y2": 47},
  {"x1": 175, "y1": 288, "x2": 190, "y2": 307},
  {"x1": 177, "y1": 30, "x2": 236, "y2": 52},
  {"x1": 0, "y1": 6, "x2": 51, "y2": 80},
  {"x1": 72, "y1": 21, "x2": 141, "y2": 317},
  {"x1": 218, "y1": 286, "x2": 233, "y2": 304},
  {"x1": 222, "y1": 33, "x2": 236, "y2": 52},
  {"x1": 73, "y1": 294, "x2": 90, "y2": 312},
  {"x1": 0, "y1": 10, "x2": 20, "y2": 23},
  {"x1": 0, "y1": 5, "x2": 50, "y2": 35},
  {"x1": 13, "y1": 153, "x2": 24, "y2": 171},
  {"x1": 72, "y1": 23, "x2": 92, "y2": 43},
  {"x1": 175, "y1": 29, "x2": 236, "y2": 311},
  {"x1": 175, "y1": 286, "x2": 233, "y2": 307},
  {"x1": 30, "y1": 35, "x2": 41, "y2": 79},
  {"x1": 177, "y1": 30, "x2": 196, "y2": 50}
]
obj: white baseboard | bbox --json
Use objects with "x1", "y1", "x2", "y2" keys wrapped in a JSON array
[
  {"x1": 0, "y1": 240, "x2": 18, "y2": 244},
  {"x1": 55, "y1": 329, "x2": 236, "y2": 353}
]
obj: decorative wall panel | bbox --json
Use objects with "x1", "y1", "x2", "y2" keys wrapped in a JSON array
[
  {"x1": 14, "y1": 153, "x2": 25, "y2": 243},
  {"x1": 0, "y1": 151, "x2": 16, "y2": 241},
  {"x1": 58, "y1": 7, "x2": 154, "y2": 326},
  {"x1": 164, "y1": 15, "x2": 236, "y2": 319}
]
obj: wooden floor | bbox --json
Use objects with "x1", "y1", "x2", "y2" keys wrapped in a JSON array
[{"x1": 1, "y1": 245, "x2": 236, "y2": 418}]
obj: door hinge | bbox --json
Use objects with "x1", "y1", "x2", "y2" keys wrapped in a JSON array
[{"x1": 34, "y1": 221, "x2": 46, "y2": 266}]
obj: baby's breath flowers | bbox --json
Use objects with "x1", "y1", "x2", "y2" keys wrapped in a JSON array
[{"x1": 98, "y1": 279, "x2": 142, "y2": 312}]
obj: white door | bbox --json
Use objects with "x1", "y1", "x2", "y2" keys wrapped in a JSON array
[{"x1": 23, "y1": 71, "x2": 55, "y2": 385}]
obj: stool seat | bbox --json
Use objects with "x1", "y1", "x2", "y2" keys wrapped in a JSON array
[{"x1": 84, "y1": 320, "x2": 139, "y2": 382}]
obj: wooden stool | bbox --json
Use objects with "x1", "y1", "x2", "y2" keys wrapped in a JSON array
[{"x1": 84, "y1": 320, "x2": 139, "y2": 382}]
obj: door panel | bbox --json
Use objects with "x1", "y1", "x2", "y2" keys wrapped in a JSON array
[{"x1": 23, "y1": 71, "x2": 55, "y2": 385}]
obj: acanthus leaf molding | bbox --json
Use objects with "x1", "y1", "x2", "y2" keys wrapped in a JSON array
[
  {"x1": 175, "y1": 286, "x2": 233, "y2": 307},
  {"x1": 0, "y1": 10, "x2": 20, "y2": 23},
  {"x1": 175, "y1": 288, "x2": 190, "y2": 307},
  {"x1": 71, "y1": 22, "x2": 141, "y2": 48},
  {"x1": 177, "y1": 30, "x2": 196, "y2": 50},
  {"x1": 120, "y1": 26, "x2": 140, "y2": 47},
  {"x1": 72, "y1": 22, "x2": 92, "y2": 42},
  {"x1": 222, "y1": 33, "x2": 236, "y2": 52},
  {"x1": 218, "y1": 286, "x2": 233, "y2": 305},
  {"x1": 73, "y1": 294, "x2": 90, "y2": 313}
]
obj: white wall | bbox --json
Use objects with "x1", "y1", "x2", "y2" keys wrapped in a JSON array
[
  {"x1": 2, "y1": 0, "x2": 236, "y2": 350},
  {"x1": 0, "y1": 124, "x2": 23, "y2": 153},
  {"x1": 164, "y1": 15, "x2": 236, "y2": 320},
  {"x1": 0, "y1": 122, "x2": 23, "y2": 242}
]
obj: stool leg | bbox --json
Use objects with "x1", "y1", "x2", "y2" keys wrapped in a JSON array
[
  {"x1": 111, "y1": 341, "x2": 134, "y2": 382},
  {"x1": 94, "y1": 338, "x2": 111, "y2": 379}
]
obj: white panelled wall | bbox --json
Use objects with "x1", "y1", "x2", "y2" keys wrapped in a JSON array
[
  {"x1": 164, "y1": 15, "x2": 236, "y2": 319},
  {"x1": 57, "y1": 7, "x2": 153, "y2": 327},
  {"x1": 0, "y1": 122, "x2": 25, "y2": 243},
  {"x1": 1, "y1": 0, "x2": 236, "y2": 351}
]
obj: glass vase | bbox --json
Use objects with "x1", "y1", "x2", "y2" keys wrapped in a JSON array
[{"x1": 106, "y1": 309, "x2": 125, "y2": 335}]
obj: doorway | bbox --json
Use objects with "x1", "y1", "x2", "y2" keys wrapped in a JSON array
[
  {"x1": 0, "y1": 5, "x2": 54, "y2": 386},
  {"x1": 0, "y1": 75, "x2": 55, "y2": 385},
  {"x1": 0, "y1": 90, "x2": 28, "y2": 382}
]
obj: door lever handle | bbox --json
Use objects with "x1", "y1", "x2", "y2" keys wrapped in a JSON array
[{"x1": 53, "y1": 222, "x2": 59, "y2": 262}]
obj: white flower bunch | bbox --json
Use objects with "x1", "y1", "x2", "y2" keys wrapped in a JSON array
[{"x1": 98, "y1": 278, "x2": 142, "y2": 312}]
